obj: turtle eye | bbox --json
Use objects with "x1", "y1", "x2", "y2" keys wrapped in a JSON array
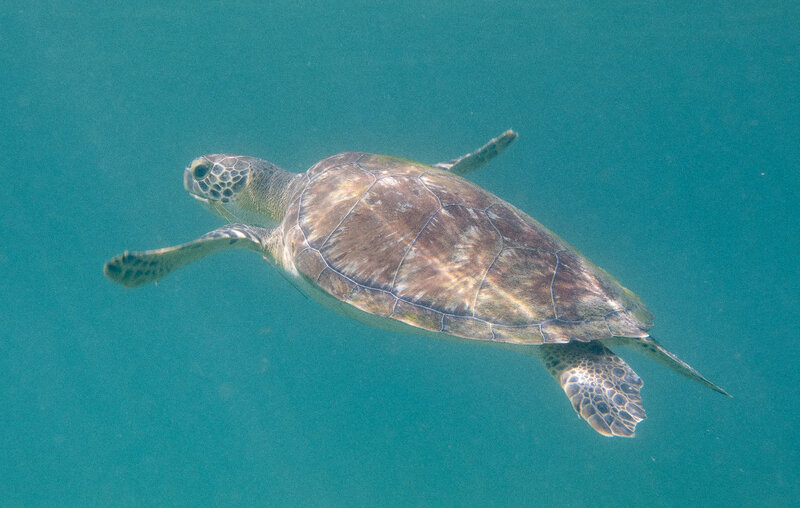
[{"x1": 192, "y1": 163, "x2": 210, "y2": 180}]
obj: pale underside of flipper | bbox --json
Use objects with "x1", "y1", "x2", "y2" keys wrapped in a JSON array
[
  {"x1": 433, "y1": 130, "x2": 518, "y2": 175},
  {"x1": 539, "y1": 341, "x2": 646, "y2": 437},
  {"x1": 104, "y1": 223, "x2": 271, "y2": 288}
]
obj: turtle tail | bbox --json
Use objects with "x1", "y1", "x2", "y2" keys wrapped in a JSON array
[{"x1": 624, "y1": 336, "x2": 731, "y2": 397}]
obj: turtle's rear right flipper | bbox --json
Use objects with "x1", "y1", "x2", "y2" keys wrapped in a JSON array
[{"x1": 104, "y1": 223, "x2": 270, "y2": 288}]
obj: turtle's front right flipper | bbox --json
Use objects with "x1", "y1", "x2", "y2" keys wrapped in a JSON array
[{"x1": 104, "y1": 223, "x2": 271, "y2": 288}]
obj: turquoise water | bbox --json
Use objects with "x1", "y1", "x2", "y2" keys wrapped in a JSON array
[{"x1": 2, "y1": 1, "x2": 798, "y2": 505}]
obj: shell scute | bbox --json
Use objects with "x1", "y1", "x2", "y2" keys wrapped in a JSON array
[
  {"x1": 474, "y1": 248, "x2": 557, "y2": 325},
  {"x1": 306, "y1": 152, "x2": 364, "y2": 178},
  {"x1": 299, "y1": 163, "x2": 373, "y2": 250},
  {"x1": 541, "y1": 319, "x2": 613, "y2": 344},
  {"x1": 491, "y1": 324, "x2": 546, "y2": 344},
  {"x1": 552, "y1": 250, "x2": 616, "y2": 322},
  {"x1": 359, "y1": 154, "x2": 430, "y2": 178},
  {"x1": 294, "y1": 247, "x2": 326, "y2": 280},
  {"x1": 420, "y1": 171, "x2": 495, "y2": 209},
  {"x1": 605, "y1": 311, "x2": 650, "y2": 338},
  {"x1": 392, "y1": 300, "x2": 443, "y2": 332},
  {"x1": 485, "y1": 203, "x2": 563, "y2": 252},
  {"x1": 317, "y1": 268, "x2": 356, "y2": 300},
  {"x1": 349, "y1": 286, "x2": 397, "y2": 317},
  {"x1": 393, "y1": 205, "x2": 501, "y2": 316},
  {"x1": 318, "y1": 174, "x2": 438, "y2": 288},
  {"x1": 442, "y1": 315, "x2": 494, "y2": 341}
]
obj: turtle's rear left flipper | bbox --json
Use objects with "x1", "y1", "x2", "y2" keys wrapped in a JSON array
[
  {"x1": 538, "y1": 341, "x2": 647, "y2": 437},
  {"x1": 104, "y1": 223, "x2": 271, "y2": 288},
  {"x1": 620, "y1": 336, "x2": 731, "y2": 397}
]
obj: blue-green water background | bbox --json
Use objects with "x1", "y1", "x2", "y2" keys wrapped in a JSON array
[{"x1": 2, "y1": 1, "x2": 798, "y2": 506}]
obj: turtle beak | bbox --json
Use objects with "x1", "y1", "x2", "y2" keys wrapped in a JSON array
[
  {"x1": 183, "y1": 166, "x2": 196, "y2": 193},
  {"x1": 184, "y1": 166, "x2": 209, "y2": 202}
]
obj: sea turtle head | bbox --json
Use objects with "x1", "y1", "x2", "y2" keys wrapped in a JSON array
[{"x1": 184, "y1": 154, "x2": 291, "y2": 227}]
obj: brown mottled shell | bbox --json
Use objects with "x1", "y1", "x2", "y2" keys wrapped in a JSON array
[{"x1": 280, "y1": 153, "x2": 653, "y2": 345}]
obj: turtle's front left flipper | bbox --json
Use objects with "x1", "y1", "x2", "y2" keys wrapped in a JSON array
[
  {"x1": 104, "y1": 223, "x2": 272, "y2": 288},
  {"x1": 433, "y1": 129, "x2": 518, "y2": 175},
  {"x1": 538, "y1": 341, "x2": 647, "y2": 437}
]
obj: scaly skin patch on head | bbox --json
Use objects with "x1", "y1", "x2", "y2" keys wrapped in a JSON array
[
  {"x1": 185, "y1": 154, "x2": 305, "y2": 227},
  {"x1": 185, "y1": 154, "x2": 252, "y2": 205}
]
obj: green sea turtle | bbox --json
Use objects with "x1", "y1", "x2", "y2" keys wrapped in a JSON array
[{"x1": 104, "y1": 130, "x2": 728, "y2": 437}]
